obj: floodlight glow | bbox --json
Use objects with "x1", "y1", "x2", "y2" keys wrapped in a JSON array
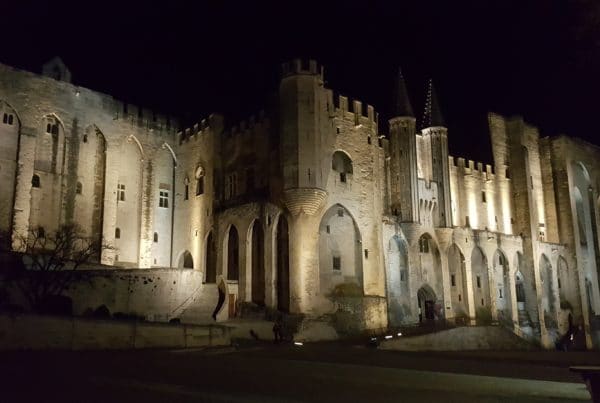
[
  {"x1": 294, "y1": 342, "x2": 303, "y2": 346},
  {"x1": 385, "y1": 335, "x2": 393, "y2": 339}
]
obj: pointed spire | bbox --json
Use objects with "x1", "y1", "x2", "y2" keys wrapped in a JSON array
[
  {"x1": 422, "y1": 79, "x2": 445, "y2": 128},
  {"x1": 393, "y1": 68, "x2": 414, "y2": 118}
]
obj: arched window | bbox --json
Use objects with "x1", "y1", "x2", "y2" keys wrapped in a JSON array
[
  {"x1": 76, "y1": 182, "x2": 82, "y2": 194},
  {"x1": 115, "y1": 227, "x2": 121, "y2": 239},
  {"x1": 31, "y1": 174, "x2": 40, "y2": 188},
  {"x1": 419, "y1": 234, "x2": 431, "y2": 253},
  {"x1": 153, "y1": 232, "x2": 158, "y2": 243},
  {"x1": 195, "y1": 166, "x2": 205, "y2": 196},
  {"x1": 332, "y1": 151, "x2": 353, "y2": 183}
]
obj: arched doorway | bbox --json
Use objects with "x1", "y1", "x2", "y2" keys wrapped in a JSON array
[
  {"x1": 227, "y1": 225, "x2": 239, "y2": 280},
  {"x1": 417, "y1": 285, "x2": 437, "y2": 322},
  {"x1": 387, "y1": 236, "x2": 409, "y2": 326},
  {"x1": 205, "y1": 232, "x2": 217, "y2": 283},
  {"x1": 318, "y1": 204, "x2": 363, "y2": 294},
  {"x1": 178, "y1": 250, "x2": 193, "y2": 269},
  {"x1": 471, "y1": 246, "x2": 491, "y2": 321},
  {"x1": 448, "y1": 244, "x2": 468, "y2": 318},
  {"x1": 276, "y1": 215, "x2": 290, "y2": 312},
  {"x1": 493, "y1": 249, "x2": 512, "y2": 323},
  {"x1": 251, "y1": 220, "x2": 265, "y2": 305}
]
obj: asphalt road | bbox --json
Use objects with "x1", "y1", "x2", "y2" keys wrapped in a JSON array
[{"x1": 1, "y1": 342, "x2": 596, "y2": 402}]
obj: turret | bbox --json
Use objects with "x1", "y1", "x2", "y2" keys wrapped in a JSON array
[
  {"x1": 422, "y1": 79, "x2": 452, "y2": 227},
  {"x1": 279, "y1": 59, "x2": 328, "y2": 215},
  {"x1": 389, "y1": 68, "x2": 419, "y2": 221}
]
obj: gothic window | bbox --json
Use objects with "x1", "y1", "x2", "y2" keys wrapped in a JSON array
[
  {"x1": 332, "y1": 151, "x2": 353, "y2": 184},
  {"x1": 31, "y1": 174, "x2": 40, "y2": 188},
  {"x1": 117, "y1": 184, "x2": 125, "y2": 201},
  {"x1": 332, "y1": 256, "x2": 341, "y2": 271},
  {"x1": 195, "y1": 166, "x2": 205, "y2": 196},
  {"x1": 46, "y1": 122, "x2": 58, "y2": 135},
  {"x1": 2, "y1": 113, "x2": 13, "y2": 125},
  {"x1": 76, "y1": 182, "x2": 82, "y2": 195},
  {"x1": 184, "y1": 177, "x2": 189, "y2": 200},
  {"x1": 159, "y1": 191, "x2": 169, "y2": 208},
  {"x1": 418, "y1": 235, "x2": 430, "y2": 253},
  {"x1": 451, "y1": 274, "x2": 456, "y2": 286},
  {"x1": 225, "y1": 173, "x2": 237, "y2": 199},
  {"x1": 153, "y1": 232, "x2": 158, "y2": 243},
  {"x1": 115, "y1": 228, "x2": 121, "y2": 239}
]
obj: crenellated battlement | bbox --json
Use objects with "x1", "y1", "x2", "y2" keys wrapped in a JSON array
[
  {"x1": 177, "y1": 114, "x2": 226, "y2": 144},
  {"x1": 222, "y1": 110, "x2": 269, "y2": 138},
  {"x1": 449, "y1": 155, "x2": 510, "y2": 181},
  {"x1": 330, "y1": 92, "x2": 378, "y2": 129},
  {"x1": 280, "y1": 58, "x2": 324, "y2": 79},
  {"x1": 114, "y1": 101, "x2": 180, "y2": 135}
]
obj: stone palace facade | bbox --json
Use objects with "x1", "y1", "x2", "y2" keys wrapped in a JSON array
[{"x1": 0, "y1": 58, "x2": 599, "y2": 348}]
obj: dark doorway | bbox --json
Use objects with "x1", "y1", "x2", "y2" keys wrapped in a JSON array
[
  {"x1": 276, "y1": 216, "x2": 290, "y2": 312},
  {"x1": 251, "y1": 220, "x2": 265, "y2": 305},
  {"x1": 417, "y1": 285, "x2": 437, "y2": 323},
  {"x1": 227, "y1": 226, "x2": 239, "y2": 280}
]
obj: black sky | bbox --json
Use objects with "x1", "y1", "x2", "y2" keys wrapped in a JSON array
[{"x1": 3, "y1": 0, "x2": 600, "y2": 163}]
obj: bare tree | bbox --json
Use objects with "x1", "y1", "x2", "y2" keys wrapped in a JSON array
[{"x1": 1, "y1": 224, "x2": 114, "y2": 312}]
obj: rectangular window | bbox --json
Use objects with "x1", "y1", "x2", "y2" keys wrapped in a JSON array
[
  {"x1": 481, "y1": 191, "x2": 486, "y2": 203},
  {"x1": 159, "y1": 191, "x2": 169, "y2": 208},
  {"x1": 337, "y1": 209, "x2": 344, "y2": 217},
  {"x1": 339, "y1": 172, "x2": 347, "y2": 183},
  {"x1": 326, "y1": 225, "x2": 330, "y2": 234},
  {"x1": 476, "y1": 276, "x2": 481, "y2": 289},
  {"x1": 332, "y1": 256, "x2": 341, "y2": 271},
  {"x1": 400, "y1": 270, "x2": 406, "y2": 282},
  {"x1": 184, "y1": 184, "x2": 189, "y2": 200},
  {"x1": 364, "y1": 249, "x2": 369, "y2": 259},
  {"x1": 117, "y1": 184, "x2": 125, "y2": 202},
  {"x1": 465, "y1": 216, "x2": 470, "y2": 227},
  {"x1": 451, "y1": 274, "x2": 456, "y2": 287},
  {"x1": 499, "y1": 288, "x2": 503, "y2": 298}
]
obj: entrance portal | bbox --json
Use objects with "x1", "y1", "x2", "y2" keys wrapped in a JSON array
[{"x1": 417, "y1": 285, "x2": 437, "y2": 323}]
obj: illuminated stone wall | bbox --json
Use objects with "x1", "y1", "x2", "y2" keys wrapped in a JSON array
[{"x1": 1, "y1": 59, "x2": 600, "y2": 344}]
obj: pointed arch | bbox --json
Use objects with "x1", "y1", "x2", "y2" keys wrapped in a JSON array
[
  {"x1": 226, "y1": 224, "x2": 240, "y2": 281},
  {"x1": 318, "y1": 204, "x2": 363, "y2": 294},
  {"x1": 471, "y1": 246, "x2": 491, "y2": 321},
  {"x1": 493, "y1": 249, "x2": 512, "y2": 322},
  {"x1": 161, "y1": 142, "x2": 178, "y2": 167},
  {"x1": 275, "y1": 214, "x2": 290, "y2": 312},
  {"x1": 448, "y1": 243, "x2": 468, "y2": 317},
  {"x1": 250, "y1": 219, "x2": 265, "y2": 305},
  {"x1": 386, "y1": 235, "x2": 410, "y2": 326},
  {"x1": 178, "y1": 250, "x2": 194, "y2": 269}
]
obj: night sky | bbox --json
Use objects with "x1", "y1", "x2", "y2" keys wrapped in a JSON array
[{"x1": 3, "y1": 0, "x2": 600, "y2": 163}]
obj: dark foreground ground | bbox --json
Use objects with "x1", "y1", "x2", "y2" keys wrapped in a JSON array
[{"x1": 1, "y1": 340, "x2": 597, "y2": 402}]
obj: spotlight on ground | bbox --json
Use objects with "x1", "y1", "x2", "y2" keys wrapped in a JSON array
[{"x1": 294, "y1": 342, "x2": 304, "y2": 346}]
